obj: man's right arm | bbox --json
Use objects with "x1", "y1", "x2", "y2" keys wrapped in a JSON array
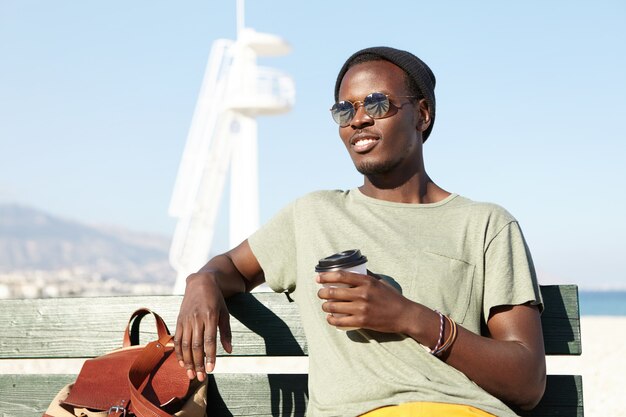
[{"x1": 173, "y1": 240, "x2": 264, "y2": 381}]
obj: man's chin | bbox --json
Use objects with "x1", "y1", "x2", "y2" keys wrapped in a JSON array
[{"x1": 355, "y1": 160, "x2": 397, "y2": 176}]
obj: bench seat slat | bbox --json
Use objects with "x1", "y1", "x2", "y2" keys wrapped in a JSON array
[
  {"x1": 0, "y1": 373, "x2": 581, "y2": 417},
  {"x1": 517, "y1": 375, "x2": 584, "y2": 416},
  {"x1": 0, "y1": 285, "x2": 580, "y2": 359},
  {"x1": 0, "y1": 374, "x2": 73, "y2": 416},
  {"x1": 0, "y1": 293, "x2": 308, "y2": 358}
]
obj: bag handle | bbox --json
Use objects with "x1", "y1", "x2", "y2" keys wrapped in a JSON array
[
  {"x1": 127, "y1": 334, "x2": 177, "y2": 417},
  {"x1": 123, "y1": 308, "x2": 170, "y2": 348}
]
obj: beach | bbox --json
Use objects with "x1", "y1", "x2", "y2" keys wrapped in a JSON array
[{"x1": 545, "y1": 316, "x2": 626, "y2": 416}]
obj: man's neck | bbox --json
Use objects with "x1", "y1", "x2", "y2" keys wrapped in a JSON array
[{"x1": 359, "y1": 173, "x2": 450, "y2": 204}]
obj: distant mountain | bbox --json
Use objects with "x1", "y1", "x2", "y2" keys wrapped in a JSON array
[{"x1": 0, "y1": 204, "x2": 174, "y2": 285}]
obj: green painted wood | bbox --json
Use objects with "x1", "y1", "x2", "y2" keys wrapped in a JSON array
[
  {"x1": 208, "y1": 374, "x2": 308, "y2": 416},
  {"x1": 0, "y1": 293, "x2": 307, "y2": 359},
  {"x1": 540, "y1": 285, "x2": 582, "y2": 355},
  {"x1": 0, "y1": 286, "x2": 583, "y2": 416},
  {"x1": 0, "y1": 373, "x2": 581, "y2": 417},
  {"x1": 0, "y1": 374, "x2": 74, "y2": 417},
  {"x1": 518, "y1": 375, "x2": 584, "y2": 417},
  {"x1": 0, "y1": 285, "x2": 579, "y2": 359},
  {"x1": 0, "y1": 373, "x2": 308, "y2": 417}
]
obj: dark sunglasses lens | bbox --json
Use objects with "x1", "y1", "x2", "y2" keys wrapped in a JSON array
[
  {"x1": 331, "y1": 101, "x2": 355, "y2": 126},
  {"x1": 364, "y1": 92, "x2": 390, "y2": 118}
]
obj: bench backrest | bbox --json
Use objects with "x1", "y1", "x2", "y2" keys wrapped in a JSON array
[{"x1": 0, "y1": 285, "x2": 582, "y2": 417}]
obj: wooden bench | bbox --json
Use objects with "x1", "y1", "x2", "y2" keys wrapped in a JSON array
[{"x1": 0, "y1": 285, "x2": 583, "y2": 416}]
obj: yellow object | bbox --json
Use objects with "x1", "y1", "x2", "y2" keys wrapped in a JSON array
[{"x1": 361, "y1": 402, "x2": 496, "y2": 417}]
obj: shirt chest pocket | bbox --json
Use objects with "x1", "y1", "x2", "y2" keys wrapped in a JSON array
[{"x1": 409, "y1": 250, "x2": 476, "y2": 324}]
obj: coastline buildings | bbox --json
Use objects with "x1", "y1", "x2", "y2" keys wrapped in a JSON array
[{"x1": 0, "y1": 267, "x2": 173, "y2": 299}]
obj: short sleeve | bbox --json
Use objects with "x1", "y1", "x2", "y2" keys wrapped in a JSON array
[
  {"x1": 248, "y1": 201, "x2": 298, "y2": 293},
  {"x1": 483, "y1": 221, "x2": 543, "y2": 320}
]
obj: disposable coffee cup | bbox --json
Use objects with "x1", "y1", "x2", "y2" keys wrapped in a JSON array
[{"x1": 315, "y1": 249, "x2": 368, "y2": 330}]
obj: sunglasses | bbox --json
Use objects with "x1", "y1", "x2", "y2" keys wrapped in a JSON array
[{"x1": 330, "y1": 92, "x2": 419, "y2": 127}]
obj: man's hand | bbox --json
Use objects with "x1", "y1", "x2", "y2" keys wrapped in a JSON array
[
  {"x1": 172, "y1": 241, "x2": 264, "y2": 382},
  {"x1": 316, "y1": 270, "x2": 411, "y2": 333},
  {"x1": 173, "y1": 273, "x2": 233, "y2": 382}
]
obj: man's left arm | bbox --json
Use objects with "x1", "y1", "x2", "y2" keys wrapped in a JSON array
[
  {"x1": 435, "y1": 302, "x2": 546, "y2": 410},
  {"x1": 317, "y1": 272, "x2": 546, "y2": 410}
]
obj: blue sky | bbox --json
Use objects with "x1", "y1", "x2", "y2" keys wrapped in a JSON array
[{"x1": 1, "y1": 1, "x2": 625, "y2": 289}]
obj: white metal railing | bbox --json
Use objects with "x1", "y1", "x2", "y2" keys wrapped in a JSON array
[{"x1": 226, "y1": 66, "x2": 295, "y2": 113}]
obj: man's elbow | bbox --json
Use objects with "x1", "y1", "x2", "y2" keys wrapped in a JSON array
[{"x1": 514, "y1": 372, "x2": 546, "y2": 411}]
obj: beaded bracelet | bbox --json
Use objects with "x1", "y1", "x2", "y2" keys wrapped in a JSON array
[
  {"x1": 433, "y1": 315, "x2": 458, "y2": 356},
  {"x1": 430, "y1": 311, "x2": 445, "y2": 355},
  {"x1": 436, "y1": 315, "x2": 457, "y2": 355}
]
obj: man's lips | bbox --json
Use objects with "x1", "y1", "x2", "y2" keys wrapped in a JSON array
[{"x1": 350, "y1": 132, "x2": 381, "y2": 153}]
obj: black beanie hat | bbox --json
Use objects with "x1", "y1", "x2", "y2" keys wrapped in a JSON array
[{"x1": 334, "y1": 46, "x2": 436, "y2": 141}]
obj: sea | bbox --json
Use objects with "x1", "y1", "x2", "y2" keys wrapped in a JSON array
[{"x1": 579, "y1": 291, "x2": 626, "y2": 316}]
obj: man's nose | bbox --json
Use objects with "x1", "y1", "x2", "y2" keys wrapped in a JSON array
[{"x1": 350, "y1": 104, "x2": 374, "y2": 129}]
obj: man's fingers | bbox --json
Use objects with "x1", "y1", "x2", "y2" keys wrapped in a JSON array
[
  {"x1": 324, "y1": 305, "x2": 359, "y2": 328},
  {"x1": 317, "y1": 271, "x2": 370, "y2": 286},
  {"x1": 321, "y1": 300, "x2": 357, "y2": 315},
  {"x1": 173, "y1": 275, "x2": 231, "y2": 380},
  {"x1": 326, "y1": 313, "x2": 351, "y2": 327},
  {"x1": 173, "y1": 319, "x2": 185, "y2": 368},
  {"x1": 218, "y1": 310, "x2": 233, "y2": 354},
  {"x1": 317, "y1": 285, "x2": 359, "y2": 301},
  {"x1": 191, "y1": 317, "x2": 206, "y2": 382},
  {"x1": 204, "y1": 313, "x2": 219, "y2": 373},
  {"x1": 175, "y1": 310, "x2": 226, "y2": 379},
  {"x1": 179, "y1": 318, "x2": 196, "y2": 380}
]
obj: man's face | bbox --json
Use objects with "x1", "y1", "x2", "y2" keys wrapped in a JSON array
[{"x1": 337, "y1": 60, "x2": 426, "y2": 177}]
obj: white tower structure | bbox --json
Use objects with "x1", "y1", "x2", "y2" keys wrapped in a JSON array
[{"x1": 168, "y1": 10, "x2": 295, "y2": 294}]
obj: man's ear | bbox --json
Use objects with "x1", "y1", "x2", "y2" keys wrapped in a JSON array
[{"x1": 417, "y1": 98, "x2": 431, "y2": 132}]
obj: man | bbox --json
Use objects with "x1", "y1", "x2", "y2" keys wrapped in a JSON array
[{"x1": 174, "y1": 46, "x2": 546, "y2": 417}]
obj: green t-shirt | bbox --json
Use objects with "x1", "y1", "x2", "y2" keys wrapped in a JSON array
[{"x1": 248, "y1": 189, "x2": 542, "y2": 417}]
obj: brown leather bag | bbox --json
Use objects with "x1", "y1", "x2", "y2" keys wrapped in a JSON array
[{"x1": 43, "y1": 308, "x2": 207, "y2": 417}]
